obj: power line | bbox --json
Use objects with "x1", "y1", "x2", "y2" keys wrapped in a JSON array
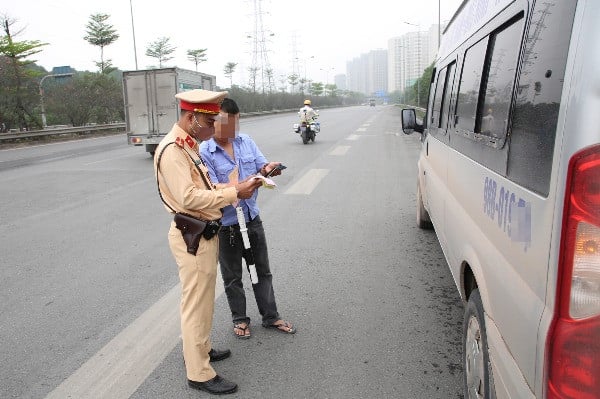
[{"x1": 247, "y1": 0, "x2": 274, "y2": 93}]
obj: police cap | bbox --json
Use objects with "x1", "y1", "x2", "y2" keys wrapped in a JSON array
[{"x1": 176, "y1": 89, "x2": 228, "y2": 115}]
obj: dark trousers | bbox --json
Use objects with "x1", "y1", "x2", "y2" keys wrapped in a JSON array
[{"x1": 218, "y1": 216, "x2": 280, "y2": 326}]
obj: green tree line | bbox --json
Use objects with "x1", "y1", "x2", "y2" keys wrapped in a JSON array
[{"x1": 2, "y1": 12, "x2": 431, "y2": 132}]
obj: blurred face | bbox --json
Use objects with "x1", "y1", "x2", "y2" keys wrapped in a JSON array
[
  {"x1": 214, "y1": 112, "x2": 240, "y2": 141},
  {"x1": 189, "y1": 112, "x2": 219, "y2": 141}
]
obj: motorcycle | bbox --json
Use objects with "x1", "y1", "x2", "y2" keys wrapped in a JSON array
[{"x1": 293, "y1": 110, "x2": 320, "y2": 144}]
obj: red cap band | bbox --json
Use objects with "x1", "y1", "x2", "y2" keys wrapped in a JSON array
[{"x1": 179, "y1": 100, "x2": 220, "y2": 114}]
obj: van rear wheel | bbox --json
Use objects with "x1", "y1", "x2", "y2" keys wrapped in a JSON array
[
  {"x1": 417, "y1": 183, "x2": 433, "y2": 229},
  {"x1": 463, "y1": 289, "x2": 494, "y2": 399}
]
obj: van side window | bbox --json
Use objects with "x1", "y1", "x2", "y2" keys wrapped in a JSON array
[
  {"x1": 507, "y1": 1, "x2": 578, "y2": 196},
  {"x1": 456, "y1": 38, "x2": 488, "y2": 135},
  {"x1": 440, "y1": 62, "x2": 456, "y2": 131},
  {"x1": 431, "y1": 68, "x2": 448, "y2": 129},
  {"x1": 476, "y1": 15, "x2": 523, "y2": 147}
]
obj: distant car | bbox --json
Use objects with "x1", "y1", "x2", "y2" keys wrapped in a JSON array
[{"x1": 369, "y1": 99, "x2": 376, "y2": 106}]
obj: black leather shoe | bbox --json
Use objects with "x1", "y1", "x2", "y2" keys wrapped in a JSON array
[
  {"x1": 209, "y1": 348, "x2": 231, "y2": 362},
  {"x1": 188, "y1": 375, "x2": 238, "y2": 395}
]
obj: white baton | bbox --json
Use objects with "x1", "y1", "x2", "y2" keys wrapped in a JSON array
[{"x1": 235, "y1": 206, "x2": 258, "y2": 284}]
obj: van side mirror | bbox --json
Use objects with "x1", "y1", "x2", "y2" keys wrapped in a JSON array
[{"x1": 401, "y1": 108, "x2": 424, "y2": 134}]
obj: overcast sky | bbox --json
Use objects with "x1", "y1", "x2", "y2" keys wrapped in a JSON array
[{"x1": 2, "y1": 0, "x2": 463, "y2": 87}]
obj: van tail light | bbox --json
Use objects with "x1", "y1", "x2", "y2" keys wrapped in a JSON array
[{"x1": 546, "y1": 144, "x2": 600, "y2": 399}]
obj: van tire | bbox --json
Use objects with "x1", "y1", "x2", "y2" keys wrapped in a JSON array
[
  {"x1": 417, "y1": 183, "x2": 433, "y2": 229},
  {"x1": 463, "y1": 289, "x2": 494, "y2": 399}
]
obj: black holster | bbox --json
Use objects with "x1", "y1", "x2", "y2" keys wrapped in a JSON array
[{"x1": 174, "y1": 213, "x2": 207, "y2": 255}]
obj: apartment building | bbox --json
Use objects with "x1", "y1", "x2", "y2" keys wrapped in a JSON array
[
  {"x1": 387, "y1": 24, "x2": 441, "y2": 94},
  {"x1": 346, "y1": 49, "x2": 388, "y2": 96}
]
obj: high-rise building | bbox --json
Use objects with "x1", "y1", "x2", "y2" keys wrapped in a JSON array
[
  {"x1": 346, "y1": 49, "x2": 388, "y2": 96},
  {"x1": 334, "y1": 74, "x2": 347, "y2": 91},
  {"x1": 387, "y1": 24, "x2": 442, "y2": 94},
  {"x1": 343, "y1": 23, "x2": 443, "y2": 97}
]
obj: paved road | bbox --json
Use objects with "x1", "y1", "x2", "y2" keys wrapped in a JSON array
[{"x1": 0, "y1": 105, "x2": 464, "y2": 399}]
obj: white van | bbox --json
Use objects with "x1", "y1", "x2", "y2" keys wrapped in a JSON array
[{"x1": 401, "y1": 0, "x2": 599, "y2": 398}]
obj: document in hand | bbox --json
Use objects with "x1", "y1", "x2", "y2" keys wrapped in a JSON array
[{"x1": 251, "y1": 175, "x2": 277, "y2": 189}]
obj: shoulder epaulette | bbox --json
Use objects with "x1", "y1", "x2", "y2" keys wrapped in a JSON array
[{"x1": 185, "y1": 135, "x2": 195, "y2": 148}]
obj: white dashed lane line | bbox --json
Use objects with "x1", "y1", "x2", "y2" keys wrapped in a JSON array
[
  {"x1": 329, "y1": 146, "x2": 350, "y2": 156},
  {"x1": 284, "y1": 169, "x2": 330, "y2": 195},
  {"x1": 45, "y1": 276, "x2": 225, "y2": 399}
]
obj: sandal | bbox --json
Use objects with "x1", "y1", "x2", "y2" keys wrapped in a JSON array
[
  {"x1": 263, "y1": 320, "x2": 296, "y2": 334},
  {"x1": 233, "y1": 322, "x2": 251, "y2": 339}
]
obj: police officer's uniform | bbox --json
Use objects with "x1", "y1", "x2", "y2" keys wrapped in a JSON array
[{"x1": 153, "y1": 90, "x2": 238, "y2": 384}]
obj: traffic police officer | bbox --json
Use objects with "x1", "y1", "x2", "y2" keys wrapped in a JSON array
[{"x1": 154, "y1": 89, "x2": 261, "y2": 395}]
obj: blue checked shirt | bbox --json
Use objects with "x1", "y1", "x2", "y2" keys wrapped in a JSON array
[{"x1": 200, "y1": 133, "x2": 268, "y2": 226}]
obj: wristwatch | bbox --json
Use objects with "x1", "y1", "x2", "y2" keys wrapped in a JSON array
[{"x1": 260, "y1": 163, "x2": 269, "y2": 177}]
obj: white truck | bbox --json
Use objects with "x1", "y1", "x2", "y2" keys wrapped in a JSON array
[{"x1": 122, "y1": 67, "x2": 217, "y2": 155}]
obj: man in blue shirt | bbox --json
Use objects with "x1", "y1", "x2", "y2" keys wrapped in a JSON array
[{"x1": 200, "y1": 98, "x2": 296, "y2": 339}]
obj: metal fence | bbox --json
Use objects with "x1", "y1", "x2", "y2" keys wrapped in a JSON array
[{"x1": 0, "y1": 123, "x2": 126, "y2": 145}]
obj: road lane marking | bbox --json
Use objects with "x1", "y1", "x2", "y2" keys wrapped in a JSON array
[
  {"x1": 346, "y1": 135, "x2": 360, "y2": 141},
  {"x1": 329, "y1": 146, "x2": 350, "y2": 156},
  {"x1": 284, "y1": 169, "x2": 329, "y2": 195},
  {"x1": 84, "y1": 154, "x2": 135, "y2": 165},
  {"x1": 0, "y1": 135, "x2": 123, "y2": 152},
  {"x1": 45, "y1": 274, "x2": 225, "y2": 399},
  {"x1": 356, "y1": 127, "x2": 367, "y2": 132}
]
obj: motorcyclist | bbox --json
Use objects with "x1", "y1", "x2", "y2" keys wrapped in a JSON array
[{"x1": 298, "y1": 99, "x2": 318, "y2": 124}]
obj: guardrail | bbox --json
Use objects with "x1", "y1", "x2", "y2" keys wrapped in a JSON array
[
  {"x1": 0, "y1": 112, "x2": 293, "y2": 146},
  {"x1": 0, "y1": 123, "x2": 126, "y2": 145},
  {"x1": 0, "y1": 104, "x2": 381, "y2": 146}
]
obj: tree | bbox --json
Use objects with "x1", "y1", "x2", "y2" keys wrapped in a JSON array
[
  {"x1": 83, "y1": 13, "x2": 119, "y2": 74},
  {"x1": 145, "y1": 37, "x2": 176, "y2": 68},
  {"x1": 264, "y1": 68, "x2": 275, "y2": 94},
  {"x1": 310, "y1": 81, "x2": 324, "y2": 96},
  {"x1": 324, "y1": 83, "x2": 338, "y2": 97},
  {"x1": 405, "y1": 62, "x2": 434, "y2": 108},
  {"x1": 223, "y1": 62, "x2": 237, "y2": 88},
  {"x1": 287, "y1": 74, "x2": 299, "y2": 93},
  {"x1": 278, "y1": 74, "x2": 287, "y2": 93},
  {"x1": 187, "y1": 49, "x2": 207, "y2": 71},
  {"x1": 0, "y1": 15, "x2": 47, "y2": 130},
  {"x1": 46, "y1": 72, "x2": 123, "y2": 126},
  {"x1": 298, "y1": 77, "x2": 308, "y2": 94},
  {"x1": 247, "y1": 66, "x2": 259, "y2": 93}
]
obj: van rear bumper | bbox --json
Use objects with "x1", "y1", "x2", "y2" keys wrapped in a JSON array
[{"x1": 486, "y1": 313, "x2": 535, "y2": 399}]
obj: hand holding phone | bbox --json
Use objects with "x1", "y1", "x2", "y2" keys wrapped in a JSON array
[{"x1": 265, "y1": 164, "x2": 287, "y2": 178}]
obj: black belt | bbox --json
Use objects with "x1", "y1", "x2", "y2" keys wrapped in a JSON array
[{"x1": 223, "y1": 215, "x2": 261, "y2": 231}]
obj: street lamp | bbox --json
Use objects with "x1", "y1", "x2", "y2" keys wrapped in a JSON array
[
  {"x1": 320, "y1": 67, "x2": 335, "y2": 85},
  {"x1": 39, "y1": 73, "x2": 73, "y2": 128},
  {"x1": 404, "y1": 21, "x2": 421, "y2": 108},
  {"x1": 438, "y1": 0, "x2": 441, "y2": 49},
  {"x1": 129, "y1": 0, "x2": 139, "y2": 69},
  {"x1": 301, "y1": 55, "x2": 315, "y2": 81},
  {"x1": 295, "y1": 55, "x2": 314, "y2": 93}
]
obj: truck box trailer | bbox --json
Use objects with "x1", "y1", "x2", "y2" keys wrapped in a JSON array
[{"x1": 122, "y1": 67, "x2": 217, "y2": 155}]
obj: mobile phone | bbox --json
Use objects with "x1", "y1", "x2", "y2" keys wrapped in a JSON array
[{"x1": 265, "y1": 164, "x2": 287, "y2": 178}]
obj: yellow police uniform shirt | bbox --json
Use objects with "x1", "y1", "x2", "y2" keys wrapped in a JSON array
[{"x1": 154, "y1": 123, "x2": 237, "y2": 221}]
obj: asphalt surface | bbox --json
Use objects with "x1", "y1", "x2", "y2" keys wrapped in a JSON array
[{"x1": 0, "y1": 105, "x2": 464, "y2": 399}]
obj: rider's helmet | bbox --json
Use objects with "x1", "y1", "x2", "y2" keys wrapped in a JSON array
[{"x1": 304, "y1": 99, "x2": 311, "y2": 105}]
